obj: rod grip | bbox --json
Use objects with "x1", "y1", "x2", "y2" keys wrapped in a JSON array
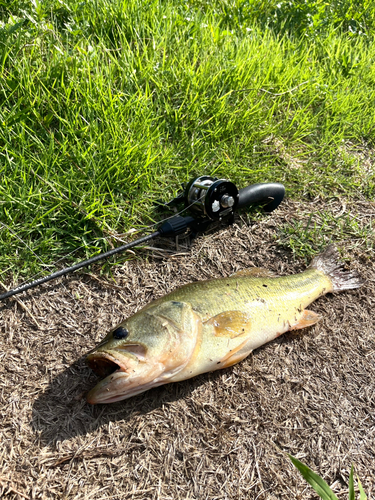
[{"x1": 237, "y1": 183, "x2": 285, "y2": 212}]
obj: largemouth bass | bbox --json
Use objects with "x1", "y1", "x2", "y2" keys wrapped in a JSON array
[{"x1": 86, "y1": 245, "x2": 363, "y2": 404}]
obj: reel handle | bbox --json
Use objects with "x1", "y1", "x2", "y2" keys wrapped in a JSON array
[{"x1": 237, "y1": 182, "x2": 285, "y2": 212}]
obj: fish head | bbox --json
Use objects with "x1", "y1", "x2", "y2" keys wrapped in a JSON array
[{"x1": 86, "y1": 300, "x2": 200, "y2": 404}]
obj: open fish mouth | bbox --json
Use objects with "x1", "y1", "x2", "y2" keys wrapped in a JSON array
[
  {"x1": 86, "y1": 347, "x2": 166, "y2": 404},
  {"x1": 86, "y1": 352, "x2": 122, "y2": 378},
  {"x1": 87, "y1": 344, "x2": 147, "y2": 378}
]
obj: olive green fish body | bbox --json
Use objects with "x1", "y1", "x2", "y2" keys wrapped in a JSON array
[
  {"x1": 86, "y1": 246, "x2": 363, "y2": 404},
  {"x1": 162, "y1": 269, "x2": 331, "y2": 382}
]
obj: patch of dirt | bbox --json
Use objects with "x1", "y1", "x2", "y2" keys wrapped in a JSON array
[
  {"x1": 339, "y1": 141, "x2": 374, "y2": 179},
  {"x1": 263, "y1": 135, "x2": 308, "y2": 170},
  {"x1": 0, "y1": 200, "x2": 374, "y2": 499}
]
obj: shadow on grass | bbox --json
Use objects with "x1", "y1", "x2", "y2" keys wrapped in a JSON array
[
  {"x1": 31, "y1": 354, "x2": 226, "y2": 447},
  {"x1": 30, "y1": 325, "x2": 304, "y2": 449}
]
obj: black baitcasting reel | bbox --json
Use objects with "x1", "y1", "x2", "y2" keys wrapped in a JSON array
[
  {"x1": 185, "y1": 176, "x2": 240, "y2": 220},
  {"x1": 156, "y1": 175, "x2": 285, "y2": 233},
  {"x1": 0, "y1": 177, "x2": 285, "y2": 301}
]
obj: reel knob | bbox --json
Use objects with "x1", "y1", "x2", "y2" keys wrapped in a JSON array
[
  {"x1": 220, "y1": 194, "x2": 235, "y2": 208},
  {"x1": 184, "y1": 176, "x2": 239, "y2": 220}
]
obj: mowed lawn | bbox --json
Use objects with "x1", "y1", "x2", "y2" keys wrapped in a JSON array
[{"x1": 0, "y1": 0, "x2": 374, "y2": 283}]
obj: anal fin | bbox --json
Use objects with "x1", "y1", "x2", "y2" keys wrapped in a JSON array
[{"x1": 290, "y1": 309, "x2": 321, "y2": 331}]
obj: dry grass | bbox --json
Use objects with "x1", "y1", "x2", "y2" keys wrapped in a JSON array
[{"x1": 0, "y1": 200, "x2": 374, "y2": 499}]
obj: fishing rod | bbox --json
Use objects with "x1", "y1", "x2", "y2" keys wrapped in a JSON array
[{"x1": 0, "y1": 176, "x2": 285, "y2": 301}]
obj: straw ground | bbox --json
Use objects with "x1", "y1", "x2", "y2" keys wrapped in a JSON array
[{"x1": 1, "y1": 199, "x2": 374, "y2": 499}]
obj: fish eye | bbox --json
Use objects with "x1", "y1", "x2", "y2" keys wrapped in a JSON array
[{"x1": 113, "y1": 327, "x2": 129, "y2": 339}]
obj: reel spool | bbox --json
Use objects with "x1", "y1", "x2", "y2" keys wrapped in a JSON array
[{"x1": 184, "y1": 176, "x2": 239, "y2": 220}]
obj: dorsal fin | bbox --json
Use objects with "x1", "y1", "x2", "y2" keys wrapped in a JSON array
[{"x1": 231, "y1": 268, "x2": 277, "y2": 278}]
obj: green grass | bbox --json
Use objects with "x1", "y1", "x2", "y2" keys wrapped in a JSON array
[
  {"x1": 1, "y1": 0, "x2": 375, "y2": 281},
  {"x1": 289, "y1": 455, "x2": 368, "y2": 500},
  {"x1": 278, "y1": 204, "x2": 374, "y2": 260}
]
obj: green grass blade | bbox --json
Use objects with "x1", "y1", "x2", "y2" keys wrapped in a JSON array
[
  {"x1": 357, "y1": 476, "x2": 368, "y2": 500},
  {"x1": 288, "y1": 455, "x2": 339, "y2": 500},
  {"x1": 348, "y1": 466, "x2": 355, "y2": 500}
]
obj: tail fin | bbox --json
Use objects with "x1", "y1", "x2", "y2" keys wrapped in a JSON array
[{"x1": 309, "y1": 245, "x2": 364, "y2": 292}]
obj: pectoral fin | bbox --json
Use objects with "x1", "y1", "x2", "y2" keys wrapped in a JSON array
[
  {"x1": 204, "y1": 311, "x2": 252, "y2": 338},
  {"x1": 290, "y1": 309, "x2": 321, "y2": 331}
]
